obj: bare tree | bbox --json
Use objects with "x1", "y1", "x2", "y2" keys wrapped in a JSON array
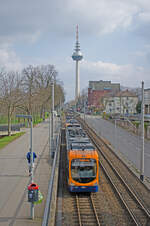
[
  {"x1": 22, "y1": 65, "x2": 37, "y2": 115},
  {"x1": 0, "y1": 64, "x2": 65, "y2": 135},
  {"x1": 54, "y1": 82, "x2": 65, "y2": 109},
  {"x1": 0, "y1": 71, "x2": 23, "y2": 136},
  {"x1": 22, "y1": 64, "x2": 65, "y2": 120},
  {"x1": 34, "y1": 65, "x2": 58, "y2": 119}
]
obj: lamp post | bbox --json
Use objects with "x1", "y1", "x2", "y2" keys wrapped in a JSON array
[
  {"x1": 16, "y1": 114, "x2": 34, "y2": 219},
  {"x1": 140, "y1": 81, "x2": 145, "y2": 181},
  {"x1": 84, "y1": 99, "x2": 86, "y2": 121},
  {"x1": 114, "y1": 119, "x2": 117, "y2": 152},
  {"x1": 51, "y1": 76, "x2": 55, "y2": 159},
  {"x1": 49, "y1": 111, "x2": 51, "y2": 157},
  {"x1": 83, "y1": 96, "x2": 87, "y2": 121}
]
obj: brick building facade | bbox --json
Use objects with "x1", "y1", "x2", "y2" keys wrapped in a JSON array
[{"x1": 88, "y1": 80, "x2": 120, "y2": 108}]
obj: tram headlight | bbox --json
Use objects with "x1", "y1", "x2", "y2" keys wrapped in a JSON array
[{"x1": 70, "y1": 182, "x2": 75, "y2": 186}]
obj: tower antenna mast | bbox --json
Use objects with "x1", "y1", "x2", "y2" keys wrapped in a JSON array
[{"x1": 72, "y1": 25, "x2": 83, "y2": 102}]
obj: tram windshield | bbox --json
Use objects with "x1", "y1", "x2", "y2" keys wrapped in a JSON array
[{"x1": 71, "y1": 159, "x2": 97, "y2": 183}]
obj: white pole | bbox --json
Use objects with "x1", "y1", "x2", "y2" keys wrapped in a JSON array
[
  {"x1": 30, "y1": 118, "x2": 33, "y2": 183},
  {"x1": 84, "y1": 98, "x2": 86, "y2": 121},
  {"x1": 15, "y1": 114, "x2": 34, "y2": 219},
  {"x1": 51, "y1": 78, "x2": 55, "y2": 158},
  {"x1": 115, "y1": 119, "x2": 117, "y2": 151},
  {"x1": 52, "y1": 79, "x2": 54, "y2": 140},
  {"x1": 49, "y1": 112, "x2": 51, "y2": 156},
  {"x1": 140, "y1": 81, "x2": 144, "y2": 181},
  {"x1": 30, "y1": 118, "x2": 34, "y2": 219}
]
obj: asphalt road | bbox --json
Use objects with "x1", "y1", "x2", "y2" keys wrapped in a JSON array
[{"x1": 85, "y1": 115, "x2": 150, "y2": 180}]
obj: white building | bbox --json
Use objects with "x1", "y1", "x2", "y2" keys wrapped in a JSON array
[
  {"x1": 144, "y1": 89, "x2": 150, "y2": 114},
  {"x1": 103, "y1": 90, "x2": 138, "y2": 115}
]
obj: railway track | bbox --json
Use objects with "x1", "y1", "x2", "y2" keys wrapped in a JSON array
[
  {"x1": 76, "y1": 193, "x2": 101, "y2": 226},
  {"x1": 78, "y1": 116, "x2": 150, "y2": 226},
  {"x1": 100, "y1": 160, "x2": 150, "y2": 225},
  {"x1": 56, "y1": 127, "x2": 105, "y2": 225}
]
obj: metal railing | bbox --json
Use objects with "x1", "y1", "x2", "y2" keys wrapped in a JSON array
[
  {"x1": 42, "y1": 130, "x2": 61, "y2": 226},
  {"x1": 0, "y1": 123, "x2": 25, "y2": 131}
]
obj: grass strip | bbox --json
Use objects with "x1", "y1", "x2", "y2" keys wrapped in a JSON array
[{"x1": 0, "y1": 132, "x2": 25, "y2": 150}]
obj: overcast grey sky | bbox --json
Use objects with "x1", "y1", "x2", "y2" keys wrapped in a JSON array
[{"x1": 0, "y1": 0, "x2": 150, "y2": 101}]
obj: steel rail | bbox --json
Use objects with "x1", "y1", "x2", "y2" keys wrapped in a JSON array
[
  {"x1": 97, "y1": 140, "x2": 150, "y2": 224},
  {"x1": 100, "y1": 161, "x2": 141, "y2": 225},
  {"x1": 85, "y1": 126, "x2": 150, "y2": 224},
  {"x1": 75, "y1": 194, "x2": 101, "y2": 226},
  {"x1": 78, "y1": 117, "x2": 150, "y2": 225},
  {"x1": 99, "y1": 159, "x2": 150, "y2": 225},
  {"x1": 90, "y1": 194, "x2": 101, "y2": 226},
  {"x1": 76, "y1": 195, "x2": 82, "y2": 226},
  {"x1": 78, "y1": 116, "x2": 150, "y2": 192},
  {"x1": 98, "y1": 154, "x2": 150, "y2": 220}
]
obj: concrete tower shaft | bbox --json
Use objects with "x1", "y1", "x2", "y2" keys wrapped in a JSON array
[{"x1": 72, "y1": 25, "x2": 83, "y2": 100}]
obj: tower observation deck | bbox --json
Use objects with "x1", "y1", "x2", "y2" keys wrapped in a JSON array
[{"x1": 72, "y1": 25, "x2": 83, "y2": 101}]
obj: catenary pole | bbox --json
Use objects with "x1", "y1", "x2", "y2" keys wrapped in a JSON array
[
  {"x1": 140, "y1": 81, "x2": 145, "y2": 181},
  {"x1": 51, "y1": 77, "x2": 55, "y2": 158},
  {"x1": 16, "y1": 114, "x2": 34, "y2": 219},
  {"x1": 30, "y1": 117, "x2": 34, "y2": 219}
]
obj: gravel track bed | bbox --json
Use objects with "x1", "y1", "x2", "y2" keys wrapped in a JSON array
[
  {"x1": 77, "y1": 117, "x2": 150, "y2": 224},
  {"x1": 55, "y1": 127, "x2": 140, "y2": 225},
  {"x1": 78, "y1": 117, "x2": 150, "y2": 203}
]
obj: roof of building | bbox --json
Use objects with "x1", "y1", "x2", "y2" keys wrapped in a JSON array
[
  {"x1": 145, "y1": 88, "x2": 150, "y2": 92},
  {"x1": 89, "y1": 80, "x2": 120, "y2": 91},
  {"x1": 103, "y1": 89, "x2": 138, "y2": 98},
  {"x1": 116, "y1": 90, "x2": 137, "y2": 97}
]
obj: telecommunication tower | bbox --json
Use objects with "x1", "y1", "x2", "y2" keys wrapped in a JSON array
[{"x1": 72, "y1": 25, "x2": 83, "y2": 101}]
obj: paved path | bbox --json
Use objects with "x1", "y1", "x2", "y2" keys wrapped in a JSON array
[{"x1": 0, "y1": 120, "x2": 53, "y2": 226}]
